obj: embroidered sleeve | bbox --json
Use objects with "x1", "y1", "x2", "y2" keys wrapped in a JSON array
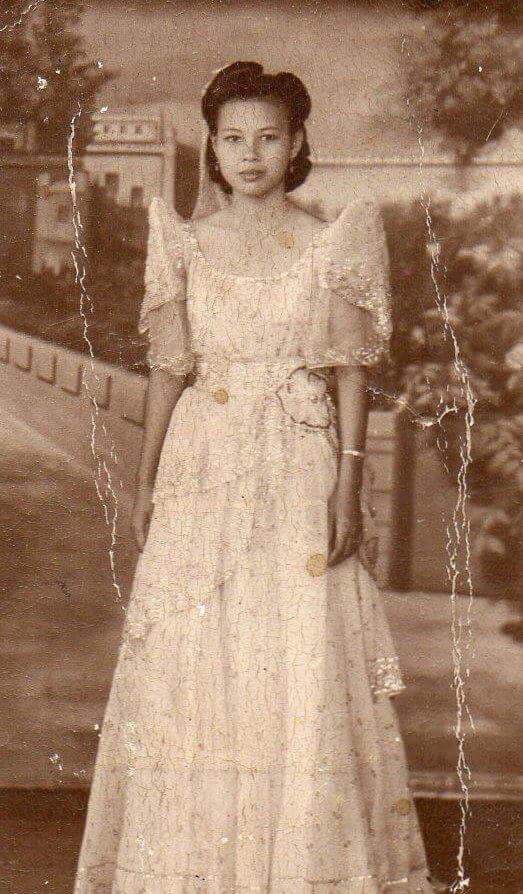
[
  {"x1": 138, "y1": 196, "x2": 196, "y2": 376},
  {"x1": 303, "y1": 201, "x2": 392, "y2": 370}
]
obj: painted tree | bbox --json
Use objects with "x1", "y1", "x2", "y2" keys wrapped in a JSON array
[
  {"x1": 0, "y1": 1, "x2": 112, "y2": 154},
  {"x1": 402, "y1": 193, "x2": 523, "y2": 632},
  {"x1": 29, "y1": 0, "x2": 112, "y2": 154},
  {"x1": 405, "y1": 4, "x2": 522, "y2": 167},
  {"x1": 400, "y1": 3, "x2": 523, "y2": 634},
  {"x1": 0, "y1": 16, "x2": 38, "y2": 132}
]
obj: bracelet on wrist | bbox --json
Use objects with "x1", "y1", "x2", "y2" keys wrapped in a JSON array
[{"x1": 340, "y1": 447, "x2": 365, "y2": 458}]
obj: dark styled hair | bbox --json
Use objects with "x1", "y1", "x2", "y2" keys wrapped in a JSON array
[{"x1": 201, "y1": 61, "x2": 312, "y2": 194}]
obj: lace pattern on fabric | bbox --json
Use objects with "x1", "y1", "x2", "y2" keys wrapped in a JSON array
[
  {"x1": 139, "y1": 197, "x2": 196, "y2": 375},
  {"x1": 303, "y1": 201, "x2": 392, "y2": 370},
  {"x1": 370, "y1": 656, "x2": 407, "y2": 697}
]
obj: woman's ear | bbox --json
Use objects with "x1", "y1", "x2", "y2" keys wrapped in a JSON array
[{"x1": 291, "y1": 128, "x2": 304, "y2": 160}]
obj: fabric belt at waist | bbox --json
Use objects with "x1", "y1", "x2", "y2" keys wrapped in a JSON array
[{"x1": 192, "y1": 355, "x2": 314, "y2": 399}]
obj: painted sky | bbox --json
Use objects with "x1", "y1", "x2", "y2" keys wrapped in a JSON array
[
  {"x1": 82, "y1": 0, "x2": 435, "y2": 158},
  {"x1": 81, "y1": 1, "x2": 521, "y2": 160}
]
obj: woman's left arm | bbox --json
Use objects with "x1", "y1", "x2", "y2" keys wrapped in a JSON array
[{"x1": 327, "y1": 364, "x2": 368, "y2": 567}]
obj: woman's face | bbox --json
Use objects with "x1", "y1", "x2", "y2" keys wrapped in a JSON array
[{"x1": 211, "y1": 98, "x2": 303, "y2": 198}]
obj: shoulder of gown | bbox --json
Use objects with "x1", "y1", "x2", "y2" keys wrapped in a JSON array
[
  {"x1": 138, "y1": 197, "x2": 189, "y2": 330},
  {"x1": 304, "y1": 198, "x2": 392, "y2": 369},
  {"x1": 138, "y1": 196, "x2": 196, "y2": 375},
  {"x1": 320, "y1": 197, "x2": 389, "y2": 267}
]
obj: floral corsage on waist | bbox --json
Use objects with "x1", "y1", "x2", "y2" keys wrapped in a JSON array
[{"x1": 275, "y1": 366, "x2": 336, "y2": 430}]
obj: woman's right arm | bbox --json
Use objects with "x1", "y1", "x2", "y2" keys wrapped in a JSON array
[{"x1": 132, "y1": 368, "x2": 187, "y2": 550}]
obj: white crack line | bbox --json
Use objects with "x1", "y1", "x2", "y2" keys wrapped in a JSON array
[
  {"x1": 67, "y1": 103, "x2": 124, "y2": 611},
  {"x1": 419, "y1": 135, "x2": 476, "y2": 894},
  {"x1": 366, "y1": 384, "x2": 458, "y2": 428},
  {"x1": 484, "y1": 109, "x2": 505, "y2": 144},
  {"x1": 0, "y1": 0, "x2": 45, "y2": 33},
  {"x1": 403, "y1": 36, "x2": 476, "y2": 892}
]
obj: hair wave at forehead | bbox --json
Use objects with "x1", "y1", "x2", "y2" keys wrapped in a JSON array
[{"x1": 202, "y1": 60, "x2": 312, "y2": 133}]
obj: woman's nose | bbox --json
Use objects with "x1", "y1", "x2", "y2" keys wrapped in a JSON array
[{"x1": 242, "y1": 138, "x2": 258, "y2": 159}]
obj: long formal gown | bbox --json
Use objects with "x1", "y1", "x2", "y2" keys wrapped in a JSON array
[{"x1": 73, "y1": 196, "x2": 435, "y2": 893}]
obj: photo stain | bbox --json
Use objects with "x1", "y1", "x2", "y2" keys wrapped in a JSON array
[
  {"x1": 306, "y1": 553, "x2": 327, "y2": 576},
  {"x1": 213, "y1": 387, "x2": 229, "y2": 404},
  {"x1": 276, "y1": 230, "x2": 295, "y2": 249},
  {"x1": 394, "y1": 798, "x2": 412, "y2": 815}
]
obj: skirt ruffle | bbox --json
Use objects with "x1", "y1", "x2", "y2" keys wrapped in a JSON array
[{"x1": 73, "y1": 377, "x2": 433, "y2": 893}]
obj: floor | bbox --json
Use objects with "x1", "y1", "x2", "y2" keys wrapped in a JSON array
[{"x1": 0, "y1": 789, "x2": 520, "y2": 893}]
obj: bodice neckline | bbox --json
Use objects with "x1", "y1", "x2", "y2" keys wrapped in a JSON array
[{"x1": 180, "y1": 203, "x2": 349, "y2": 284}]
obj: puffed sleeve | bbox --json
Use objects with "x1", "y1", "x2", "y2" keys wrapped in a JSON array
[
  {"x1": 302, "y1": 200, "x2": 392, "y2": 370},
  {"x1": 138, "y1": 196, "x2": 196, "y2": 375}
]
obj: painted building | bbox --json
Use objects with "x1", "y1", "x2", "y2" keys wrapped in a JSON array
[
  {"x1": 0, "y1": 162, "x2": 38, "y2": 278},
  {"x1": 82, "y1": 108, "x2": 177, "y2": 209},
  {"x1": 0, "y1": 120, "x2": 38, "y2": 155},
  {"x1": 0, "y1": 156, "x2": 71, "y2": 279},
  {"x1": 0, "y1": 124, "x2": 27, "y2": 154},
  {"x1": 32, "y1": 170, "x2": 90, "y2": 275},
  {"x1": 24, "y1": 107, "x2": 176, "y2": 274}
]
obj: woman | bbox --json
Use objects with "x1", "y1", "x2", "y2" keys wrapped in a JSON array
[{"x1": 74, "y1": 61, "x2": 436, "y2": 892}]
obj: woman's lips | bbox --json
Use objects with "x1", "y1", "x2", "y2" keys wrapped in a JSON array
[{"x1": 239, "y1": 170, "x2": 264, "y2": 181}]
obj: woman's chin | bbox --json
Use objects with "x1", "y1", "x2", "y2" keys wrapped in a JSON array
[{"x1": 232, "y1": 179, "x2": 279, "y2": 199}]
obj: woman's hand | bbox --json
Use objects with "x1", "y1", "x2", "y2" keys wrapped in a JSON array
[
  {"x1": 327, "y1": 462, "x2": 363, "y2": 567},
  {"x1": 131, "y1": 483, "x2": 154, "y2": 551}
]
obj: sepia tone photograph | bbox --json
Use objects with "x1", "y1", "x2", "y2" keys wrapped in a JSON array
[{"x1": 0, "y1": 1, "x2": 521, "y2": 891}]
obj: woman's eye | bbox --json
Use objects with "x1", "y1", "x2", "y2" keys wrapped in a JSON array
[
  {"x1": 224, "y1": 135, "x2": 241, "y2": 143},
  {"x1": 262, "y1": 133, "x2": 278, "y2": 141}
]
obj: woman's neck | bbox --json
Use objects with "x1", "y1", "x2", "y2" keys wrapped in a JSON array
[{"x1": 224, "y1": 189, "x2": 291, "y2": 233}]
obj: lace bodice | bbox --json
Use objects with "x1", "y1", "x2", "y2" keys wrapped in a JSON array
[{"x1": 139, "y1": 196, "x2": 392, "y2": 376}]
